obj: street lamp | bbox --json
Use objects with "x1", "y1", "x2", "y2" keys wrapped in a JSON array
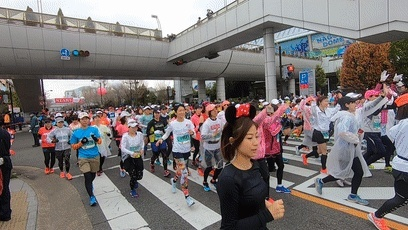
[{"x1": 151, "y1": 15, "x2": 161, "y2": 31}]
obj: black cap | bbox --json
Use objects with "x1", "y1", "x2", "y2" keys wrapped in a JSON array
[{"x1": 153, "y1": 108, "x2": 160, "y2": 113}]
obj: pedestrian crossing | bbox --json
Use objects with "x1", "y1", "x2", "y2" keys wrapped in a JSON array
[{"x1": 69, "y1": 137, "x2": 408, "y2": 229}]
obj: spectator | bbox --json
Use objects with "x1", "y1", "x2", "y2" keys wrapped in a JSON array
[{"x1": 206, "y1": 9, "x2": 214, "y2": 19}]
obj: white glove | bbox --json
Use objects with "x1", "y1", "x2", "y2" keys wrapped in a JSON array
[
  {"x1": 393, "y1": 73, "x2": 403, "y2": 82},
  {"x1": 39, "y1": 140, "x2": 42, "y2": 145},
  {"x1": 380, "y1": 70, "x2": 389, "y2": 82},
  {"x1": 0, "y1": 157, "x2": 4, "y2": 166}
]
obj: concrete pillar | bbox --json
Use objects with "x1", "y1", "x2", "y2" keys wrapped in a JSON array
[
  {"x1": 216, "y1": 77, "x2": 226, "y2": 101},
  {"x1": 197, "y1": 80, "x2": 206, "y2": 102},
  {"x1": 174, "y1": 78, "x2": 182, "y2": 103},
  {"x1": 289, "y1": 78, "x2": 296, "y2": 96},
  {"x1": 264, "y1": 28, "x2": 277, "y2": 101}
]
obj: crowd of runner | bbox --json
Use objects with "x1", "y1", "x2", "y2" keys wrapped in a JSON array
[{"x1": 14, "y1": 71, "x2": 407, "y2": 229}]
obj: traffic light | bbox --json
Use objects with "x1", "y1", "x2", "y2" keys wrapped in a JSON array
[
  {"x1": 72, "y1": 50, "x2": 90, "y2": 57},
  {"x1": 287, "y1": 64, "x2": 294, "y2": 77}
]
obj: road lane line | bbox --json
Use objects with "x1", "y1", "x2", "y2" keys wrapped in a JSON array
[
  {"x1": 139, "y1": 171, "x2": 221, "y2": 230},
  {"x1": 93, "y1": 173, "x2": 151, "y2": 230}
]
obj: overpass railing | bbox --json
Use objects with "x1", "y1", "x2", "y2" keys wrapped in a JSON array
[{"x1": 0, "y1": 7, "x2": 163, "y2": 41}]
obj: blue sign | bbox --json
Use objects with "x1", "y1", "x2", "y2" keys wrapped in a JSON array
[
  {"x1": 300, "y1": 72, "x2": 309, "y2": 84},
  {"x1": 60, "y1": 48, "x2": 70, "y2": 60}
]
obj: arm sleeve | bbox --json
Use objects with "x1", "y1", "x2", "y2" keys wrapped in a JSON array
[
  {"x1": 161, "y1": 123, "x2": 173, "y2": 141},
  {"x1": 218, "y1": 176, "x2": 273, "y2": 230},
  {"x1": 363, "y1": 96, "x2": 389, "y2": 117},
  {"x1": 253, "y1": 109, "x2": 267, "y2": 125}
]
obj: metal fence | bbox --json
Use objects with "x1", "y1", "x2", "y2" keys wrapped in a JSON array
[{"x1": 0, "y1": 7, "x2": 163, "y2": 41}]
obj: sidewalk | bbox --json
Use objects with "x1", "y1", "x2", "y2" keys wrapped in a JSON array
[{"x1": 0, "y1": 166, "x2": 92, "y2": 230}]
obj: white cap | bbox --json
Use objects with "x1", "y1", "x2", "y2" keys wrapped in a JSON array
[
  {"x1": 127, "y1": 119, "x2": 138, "y2": 128},
  {"x1": 345, "y1": 92, "x2": 362, "y2": 99},
  {"x1": 271, "y1": 99, "x2": 280, "y2": 105},
  {"x1": 78, "y1": 112, "x2": 90, "y2": 119},
  {"x1": 55, "y1": 113, "x2": 63, "y2": 117},
  {"x1": 396, "y1": 81, "x2": 405, "y2": 87},
  {"x1": 235, "y1": 104, "x2": 240, "y2": 108},
  {"x1": 262, "y1": 101, "x2": 270, "y2": 106},
  {"x1": 120, "y1": 111, "x2": 131, "y2": 118},
  {"x1": 143, "y1": 106, "x2": 151, "y2": 110}
]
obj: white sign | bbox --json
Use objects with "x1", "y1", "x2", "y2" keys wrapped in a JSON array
[{"x1": 299, "y1": 69, "x2": 316, "y2": 97}]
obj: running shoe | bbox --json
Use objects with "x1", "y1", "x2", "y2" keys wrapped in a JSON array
[
  {"x1": 283, "y1": 158, "x2": 289, "y2": 164},
  {"x1": 97, "y1": 170, "x2": 103, "y2": 176},
  {"x1": 275, "y1": 186, "x2": 291, "y2": 194},
  {"x1": 295, "y1": 147, "x2": 300, "y2": 156},
  {"x1": 203, "y1": 182, "x2": 211, "y2": 192},
  {"x1": 44, "y1": 167, "x2": 50, "y2": 174},
  {"x1": 185, "y1": 196, "x2": 195, "y2": 207},
  {"x1": 384, "y1": 166, "x2": 392, "y2": 173},
  {"x1": 320, "y1": 168, "x2": 328, "y2": 174},
  {"x1": 163, "y1": 170, "x2": 171, "y2": 177},
  {"x1": 49, "y1": 168, "x2": 55, "y2": 174},
  {"x1": 343, "y1": 180, "x2": 351, "y2": 186},
  {"x1": 59, "y1": 172, "x2": 65, "y2": 178},
  {"x1": 368, "y1": 164, "x2": 375, "y2": 169},
  {"x1": 167, "y1": 159, "x2": 172, "y2": 165},
  {"x1": 315, "y1": 178, "x2": 323, "y2": 195},
  {"x1": 302, "y1": 154, "x2": 308, "y2": 166},
  {"x1": 336, "y1": 180, "x2": 344, "y2": 187},
  {"x1": 170, "y1": 178, "x2": 177, "y2": 193},
  {"x1": 368, "y1": 212, "x2": 390, "y2": 230},
  {"x1": 150, "y1": 164, "x2": 155, "y2": 173},
  {"x1": 120, "y1": 169, "x2": 126, "y2": 178},
  {"x1": 155, "y1": 159, "x2": 161, "y2": 165},
  {"x1": 347, "y1": 194, "x2": 369, "y2": 206},
  {"x1": 130, "y1": 190, "x2": 139, "y2": 198},
  {"x1": 89, "y1": 196, "x2": 97, "y2": 206},
  {"x1": 66, "y1": 173, "x2": 73, "y2": 180}
]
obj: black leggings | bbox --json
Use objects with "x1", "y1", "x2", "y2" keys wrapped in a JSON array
[
  {"x1": 84, "y1": 172, "x2": 96, "y2": 197},
  {"x1": 99, "y1": 154, "x2": 105, "y2": 172},
  {"x1": 116, "y1": 140, "x2": 124, "y2": 169},
  {"x1": 56, "y1": 149, "x2": 71, "y2": 173},
  {"x1": 266, "y1": 154, "x2": 284, "y2": 185},
  {"x1": 322, "y1": 157, "x2": 363, "y2": 194},
  {"x1": 151, "y1": 149, "x2": 169, "y2": 170},
  {"x1": 43, "y1": 148, "x2": 56, "y2": 168},
  {"x1": 375, "y1": 170, "x2": 408, "y2": 218},
  {"x1": 191, "y1": 138, "x2": 200, "y2": 162}
]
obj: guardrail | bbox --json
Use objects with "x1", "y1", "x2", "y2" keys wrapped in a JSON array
[{"x1": 0, "y1": 7, "x2": 163, "y2": 41}]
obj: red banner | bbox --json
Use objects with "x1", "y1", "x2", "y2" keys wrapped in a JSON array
[{"x1": 55, "y1": 98, "x2": 73, "y2": 103}]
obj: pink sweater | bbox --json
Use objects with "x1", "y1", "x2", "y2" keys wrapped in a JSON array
[{"x1": 252, "y1": 104, "x2": 289, "y2": 160}]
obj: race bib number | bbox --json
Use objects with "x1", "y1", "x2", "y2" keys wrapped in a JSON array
[
  {"x1": 176, "y1": 134, "x2": 190, "y2": 144},
  {"x1": 82, "y1": 140, "x2": 96, "y2": 149}
]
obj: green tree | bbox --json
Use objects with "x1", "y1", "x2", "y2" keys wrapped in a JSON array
[
  {"x1": 315, "y1": 65, "x2": 327, "y2": 94},
  {"x1": 206, "y1": 83, "x2": 217, "y2": 101},
  {"x1": 340, "y1": 42, "x2": 394, "y2": 92},
  {"x1": 389, "y1": 39, "x2": 408, "y2": 78}
]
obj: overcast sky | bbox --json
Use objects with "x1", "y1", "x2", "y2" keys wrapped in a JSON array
[{"x1": 2, "y1": 0, "x2": 234, "y2": 97}]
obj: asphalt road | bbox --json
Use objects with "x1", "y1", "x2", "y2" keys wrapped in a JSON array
[{"x1": 9, "y1": 127, "x2": 408, "y2": 230}]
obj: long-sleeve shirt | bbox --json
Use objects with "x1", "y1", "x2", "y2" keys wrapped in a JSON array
[
  {"x1": 311, "y1": 103, "x2": 340, "y2": 132},
  {"x1": 217, "y1": 161, "x2": 273, "y2": 229},
  {"x1": 201, "y1": 117, "x2": 224, "y2": 151},
  {"x1": 359, "y1": 96, "x2": 389, "y2": 133},
  {"x1": 47, "y1": 126, "x2": 72, "y2": 151},
  {"x1": 161, "y1": 119, "x2": 195, "y2": 153},
  {"x1": 253, "y1": 104, "x2": 288, "y2": 159},
  {"x1": 298, "y1": 99, "x2": 313, "y2": 131},
  {"x1": 120, "y1": 132, "x2": 144, "y2": 161},
  {"x1": 387, "y1": 118, "x2": 408, "y2": 173}
]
